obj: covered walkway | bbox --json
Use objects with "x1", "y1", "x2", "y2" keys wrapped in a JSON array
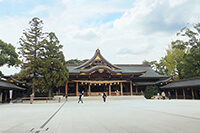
[{"x1": 160, "y1": 78, "x2": 200, "y2": 99}]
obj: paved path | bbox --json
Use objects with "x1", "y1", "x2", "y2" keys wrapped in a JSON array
[{"x1": 1, "y1": 97, "x2": 200, "y2": 133}]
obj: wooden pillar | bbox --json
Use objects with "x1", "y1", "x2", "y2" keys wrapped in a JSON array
[
  {"x1": 5, "y1": 91, "x2": 7, "y2": 103},
  {"x1": 0, "y1": 92, "x2": 2, "y2": 103},
  {"x1": 88, "y1": 83, "x2": 91, "y2": 96},
  {"x1": 183, "y1": 88, "x2": 186, "y2": 99},
  {"x1": 76, "y1": 82, "x2": 79, "y2": 96},
  {"x1": 65, "y1": 83, "x2": 68, "y2": 95},
  {"x1": 191, "y1": 88, "x2": 194, "y2": 99},
  {"x1": 175, "y1": 89, "x2": 178, "y2": 99},
  {"x1": 109, "y1": 84, "x2": 111, "y2": 96},
  {"x1": 120, "y1": 82, "x2": 123, "y2": 96},
  {"x1": 136, "y1": 86, "x2": 138, "y2": 93},
  {"x1": 130, "y1": 81, "x2": 133, "y2": 95}
]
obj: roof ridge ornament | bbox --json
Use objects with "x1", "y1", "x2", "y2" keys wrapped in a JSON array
[{"x1": 96, "y1": 48, "x2": 100, "y2": 53}]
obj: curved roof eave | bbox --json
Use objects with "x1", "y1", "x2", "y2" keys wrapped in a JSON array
[{"x1": 80, "y1": 65, "x2": 122, "y2": 73}]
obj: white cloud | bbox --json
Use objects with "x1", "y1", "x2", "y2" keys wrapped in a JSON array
[
  {"x1": 69, "y1": 28, "x2": 101, "y2": 41},
  {"x1": 169, "y1": 0, "x2": 187, "y2": 8},
  {"x1": 30, "y1": 5, "x2": 50, "y2": 14},
  {"x1": 62, "y1": 0, "x2": 71, "y2": 4},
  {"x1": 1, "y1": 0, "x2": 200, "y2": 75}
]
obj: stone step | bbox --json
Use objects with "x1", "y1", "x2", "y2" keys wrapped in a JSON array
[{"x1": 67, "y1": 95, "x2": 146, "y2": 101}]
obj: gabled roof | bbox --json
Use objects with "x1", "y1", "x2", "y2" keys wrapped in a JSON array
[
  {"x1": 66, "y1": 49, "x2": 169, "y2": 78},
  {"x1": 161, "y1": 77, "x2": 200, "y2": 89},
  {"x1": 75, "y1": 48, "x2": 121, "y2": 70}
]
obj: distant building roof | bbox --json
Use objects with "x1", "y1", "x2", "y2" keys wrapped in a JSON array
[
  {"x1": 135, "y1": 77, "x2": 172, "y2": 86},
  {"x1": 0, "y1": 80, "x2": 26, "y2": 90},
  {"x1": 161, "y1": 77, "x2": 200, "y2": 89}
]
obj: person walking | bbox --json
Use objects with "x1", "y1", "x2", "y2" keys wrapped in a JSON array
[
  {"x1": 78, "y1": 93, "x2": 83, "y2": 103},
  {"x1": 102, "y1": 92, "x2": 107, "y2": 102},
  {"x1": 157, "y1": 93, "x2": 160, "y2": 99},
  {"x1": 65, "y1": 94, "x2": 68, "y2": 101}
]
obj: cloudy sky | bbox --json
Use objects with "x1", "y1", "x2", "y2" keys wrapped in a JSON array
[{"x1": 0, "y1": 0, "x2": 200, "y2": 75}]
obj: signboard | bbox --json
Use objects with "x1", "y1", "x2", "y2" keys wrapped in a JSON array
[{"x1": 9, "y1": 90, "x2": 13, "y2": 99}]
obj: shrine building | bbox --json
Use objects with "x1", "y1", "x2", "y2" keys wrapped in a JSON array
[{"x1": 64, "y1": 49, "x2": 172, "y2": 96}]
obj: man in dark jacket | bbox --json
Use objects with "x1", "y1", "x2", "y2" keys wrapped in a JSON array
[
  {"x1": 102, "y1": 93, "x2": 107, "y2": 102},
  {"x1": 78, "y1": 93, "x2": 83, "y2": 103}
]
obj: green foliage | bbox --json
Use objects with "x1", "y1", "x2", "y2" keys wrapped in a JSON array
[
  {"x1": 162, "y1": 44, "x2": 186, "y2": 79},
  {"x1": 182, "y1": 47, "x2": 200, "y2": 78},
  {"x1": 0, "y1": 40, "x2": 19, "y2": 75},
  {"x1": 144, "y1": 86, "x2": 160, "y2": 99},
  {"x1": 66, "y1": 59, "x2": 89, "y2": 64},
  {"x1": 172, "y1": 23, "x2": 200, "y2": 78},
  {"x1": 145, "y1": 22, "x2": 200, "y2": 79},
  {"x1": 143, "y1": 60, "x2": 168, "y2": 75},
  {"x1": 36, "y1": 32, "x2": 69, "y2": 97}
]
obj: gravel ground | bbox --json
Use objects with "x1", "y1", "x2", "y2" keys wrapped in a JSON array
[{"x1": 0, "y1": 96, "x2": 200, "y2": 133}]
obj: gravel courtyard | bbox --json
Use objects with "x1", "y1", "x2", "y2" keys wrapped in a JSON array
[{"x1": 0, "y1": 96, "x2": 200, "y2": 133}]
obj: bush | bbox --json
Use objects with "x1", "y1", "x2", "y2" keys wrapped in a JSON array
[
  {"x1": 144, "y1": 86, "x2": 160, "y2": 99},
  {"x1": 35, "y1": 91, "x2": 49, "y2": 97}
]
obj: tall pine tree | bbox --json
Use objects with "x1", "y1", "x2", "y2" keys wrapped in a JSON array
[
  {"x1": 18, "y1": 18, "x2": 69, "y2": 97},
  {"x1": 18, "y1": 17, "x2": 44, "y2": 95}
]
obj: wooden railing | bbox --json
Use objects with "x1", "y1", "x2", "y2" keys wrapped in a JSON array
[{"x1": 22, "y1": 97, "x2": 54, "y2": 103}]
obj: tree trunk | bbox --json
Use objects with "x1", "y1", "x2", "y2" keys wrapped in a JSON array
[
  {"x1": 32, "y1": 81, "x2": 35, "y2": 95},
  {"x1": 48, "y1": 88, "x2": 52, "y2": 97},
  {"x1": 178, "y1": 70, "x2": 183, "y2": 79}
]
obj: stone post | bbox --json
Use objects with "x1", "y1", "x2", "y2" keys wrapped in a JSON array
[{"x1": 30, "y1": 93, "x2": 34, "y2": 104}]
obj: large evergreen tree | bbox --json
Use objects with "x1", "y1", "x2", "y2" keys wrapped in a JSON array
[
  {"x1": 18, "y1": 17, "x2": 69, "y2": 97},
  {"x1": 0, "y1": 40, "x2": 19, "y2": 76},
  {"x1": 37, "y1": 32, "x2": 69, "y2": 97},
  {"x1": 18, "y1": 17, "x2": 44, "y2": 95}
]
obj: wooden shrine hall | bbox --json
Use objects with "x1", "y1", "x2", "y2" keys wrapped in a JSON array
[{"x1": 63, "y1": 49, "x2": 171, "y2": 96}]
